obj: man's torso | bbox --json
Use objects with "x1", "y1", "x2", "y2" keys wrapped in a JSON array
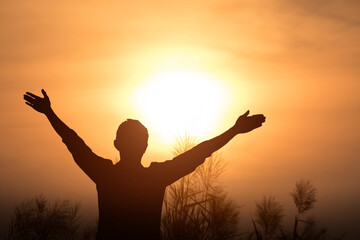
[{"x1": 96, "y1": 163, "x2": 167, "y2": 240}]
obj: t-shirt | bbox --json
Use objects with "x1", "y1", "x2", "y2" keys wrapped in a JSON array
[{"x1": 62, "y1": 128, "x2": 209, "y2": 240}]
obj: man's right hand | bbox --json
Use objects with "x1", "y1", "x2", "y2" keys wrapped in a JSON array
[
  {"x1": 233, "y1": 110, "x2": 266, "y2": 134},
  {"x1": 24, "y1": 89, "x2": 52, "y2": 114}
]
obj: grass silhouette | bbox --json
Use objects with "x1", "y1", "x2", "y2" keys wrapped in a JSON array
[
  {"x1": 291, "y1": 180, "x2": 317, "y2": 215},
  {"x1": 247, "y1": 180, "x2": 346, "y2": 240},
  {"x1": 6, "y1": 195, "x2": 80, "y2": 240},
  {"x1": 252, "y1": 196, "x2": 283, "y2": 240},
  {"x1": 6, "y1": 151, "x2": 345, "y2": 240},
  {"x1": 161, "y1": 134, "x2": 240, "y2": 240}
]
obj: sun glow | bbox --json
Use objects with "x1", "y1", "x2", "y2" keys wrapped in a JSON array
[{"x1": 133, "y1": 68, "x2": 229, "y2": 142}]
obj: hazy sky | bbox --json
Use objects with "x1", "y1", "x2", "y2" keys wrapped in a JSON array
[{"x1": 1, "y1": 1, "x2": 359, "y2": 238}]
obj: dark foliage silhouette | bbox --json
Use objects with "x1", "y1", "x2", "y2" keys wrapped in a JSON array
[
  {"x1": 248, "y1": 180, "x2": 343, "y2": 240},
  {"x1": 252, "y1": 196, "x2": 283, "y2": 240},
  {"x1": 289, "y1": 180, "x2": 324, "y2": 240},
  {"x1": 6, "y1": 196, "x2": 80, "y2": 240},
  {"x1": 161, "y1": 135, "x2": 240, "y2": 240},
  {"x1": 290, "y1": 180, "x2": 317, "y2": 215}
]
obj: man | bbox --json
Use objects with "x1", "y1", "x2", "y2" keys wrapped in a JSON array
[{"x1": 24, "y1": 89, "x2": 265, "y2": 239}]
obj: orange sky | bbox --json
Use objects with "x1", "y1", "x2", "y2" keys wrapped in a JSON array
[{"x1": 1, "y1": 1, "x2": 360, "y2": 238}]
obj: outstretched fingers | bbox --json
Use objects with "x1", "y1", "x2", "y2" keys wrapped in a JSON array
[
  {"x1": 253, "y1": 114, "x2": 266, "y2": 121},
  {"x1": 25, "y1": 92, "x2": 40, "y2": 99},
  {"x1": 247, "y1": 114, "x2": 266, "y2": 129},
  {"x1": 252, "y1": 114, "x2": 266, "y2": 124},
  {"x1": 241, "y1": 110, "x2": 250, "y2": 117},
  {"x1": 41, "y1": 89, "x2": 48, "y2": 99},
  {"x1": 23, "y1": 89, "x2": 51, "y2": 113},
  {"x1": 25, "y1": 101, "x2": 35, "y2": 109},
  {"x1": 23, "y1": 94, "x2": 36, "y2": 103}
]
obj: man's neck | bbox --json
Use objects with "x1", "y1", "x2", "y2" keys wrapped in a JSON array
[{"x1": 117, "y1": 154, "x2": 143, "y2": 169}]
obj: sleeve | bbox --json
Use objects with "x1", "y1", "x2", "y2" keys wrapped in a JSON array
[
  {"x1": 149, "y1": 145, "x2": 212, "y2": 186},
  {"x1": 62, "y1": 128, "x2": 112, "y2": 183}
]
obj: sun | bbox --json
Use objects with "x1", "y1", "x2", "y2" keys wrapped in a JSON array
[{"x1": 133, "y1": 68, "x2": 229, "y2": 142}]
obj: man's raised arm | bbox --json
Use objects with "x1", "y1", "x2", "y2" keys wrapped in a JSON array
[
  {"x1": 23, "y1": 89, "x2": 110, "y2": 182},
  {"x1": 151, "y1": 110, "x2": 266, "y2": 185},
  {"x1": 191, "y1": 110, "x2": 266, "y2": 158}
]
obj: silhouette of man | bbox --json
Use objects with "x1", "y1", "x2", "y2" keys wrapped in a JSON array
[{"x1": 24, "y1": 89, "x2": 265, "y2": 240}]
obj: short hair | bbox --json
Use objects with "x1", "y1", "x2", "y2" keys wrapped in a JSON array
[{"x1": 116, "y1": 119, "x2": 148, "y2": 143}]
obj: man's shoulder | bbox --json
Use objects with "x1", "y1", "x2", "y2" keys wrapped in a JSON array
[
  {"x1": 148, "y1": 160, "x2": 173, "y2": 171},
  {"x1": 96, "y1": 157, "x2": 115, "y2": 171},
  {"x1": 102, "y1": 158, "x2": 117, "y2": 167}
]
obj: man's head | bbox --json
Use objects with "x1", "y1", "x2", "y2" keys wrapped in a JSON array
[{"x1": 114, "y1": 119, "x2": 149, "y2": 160}]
